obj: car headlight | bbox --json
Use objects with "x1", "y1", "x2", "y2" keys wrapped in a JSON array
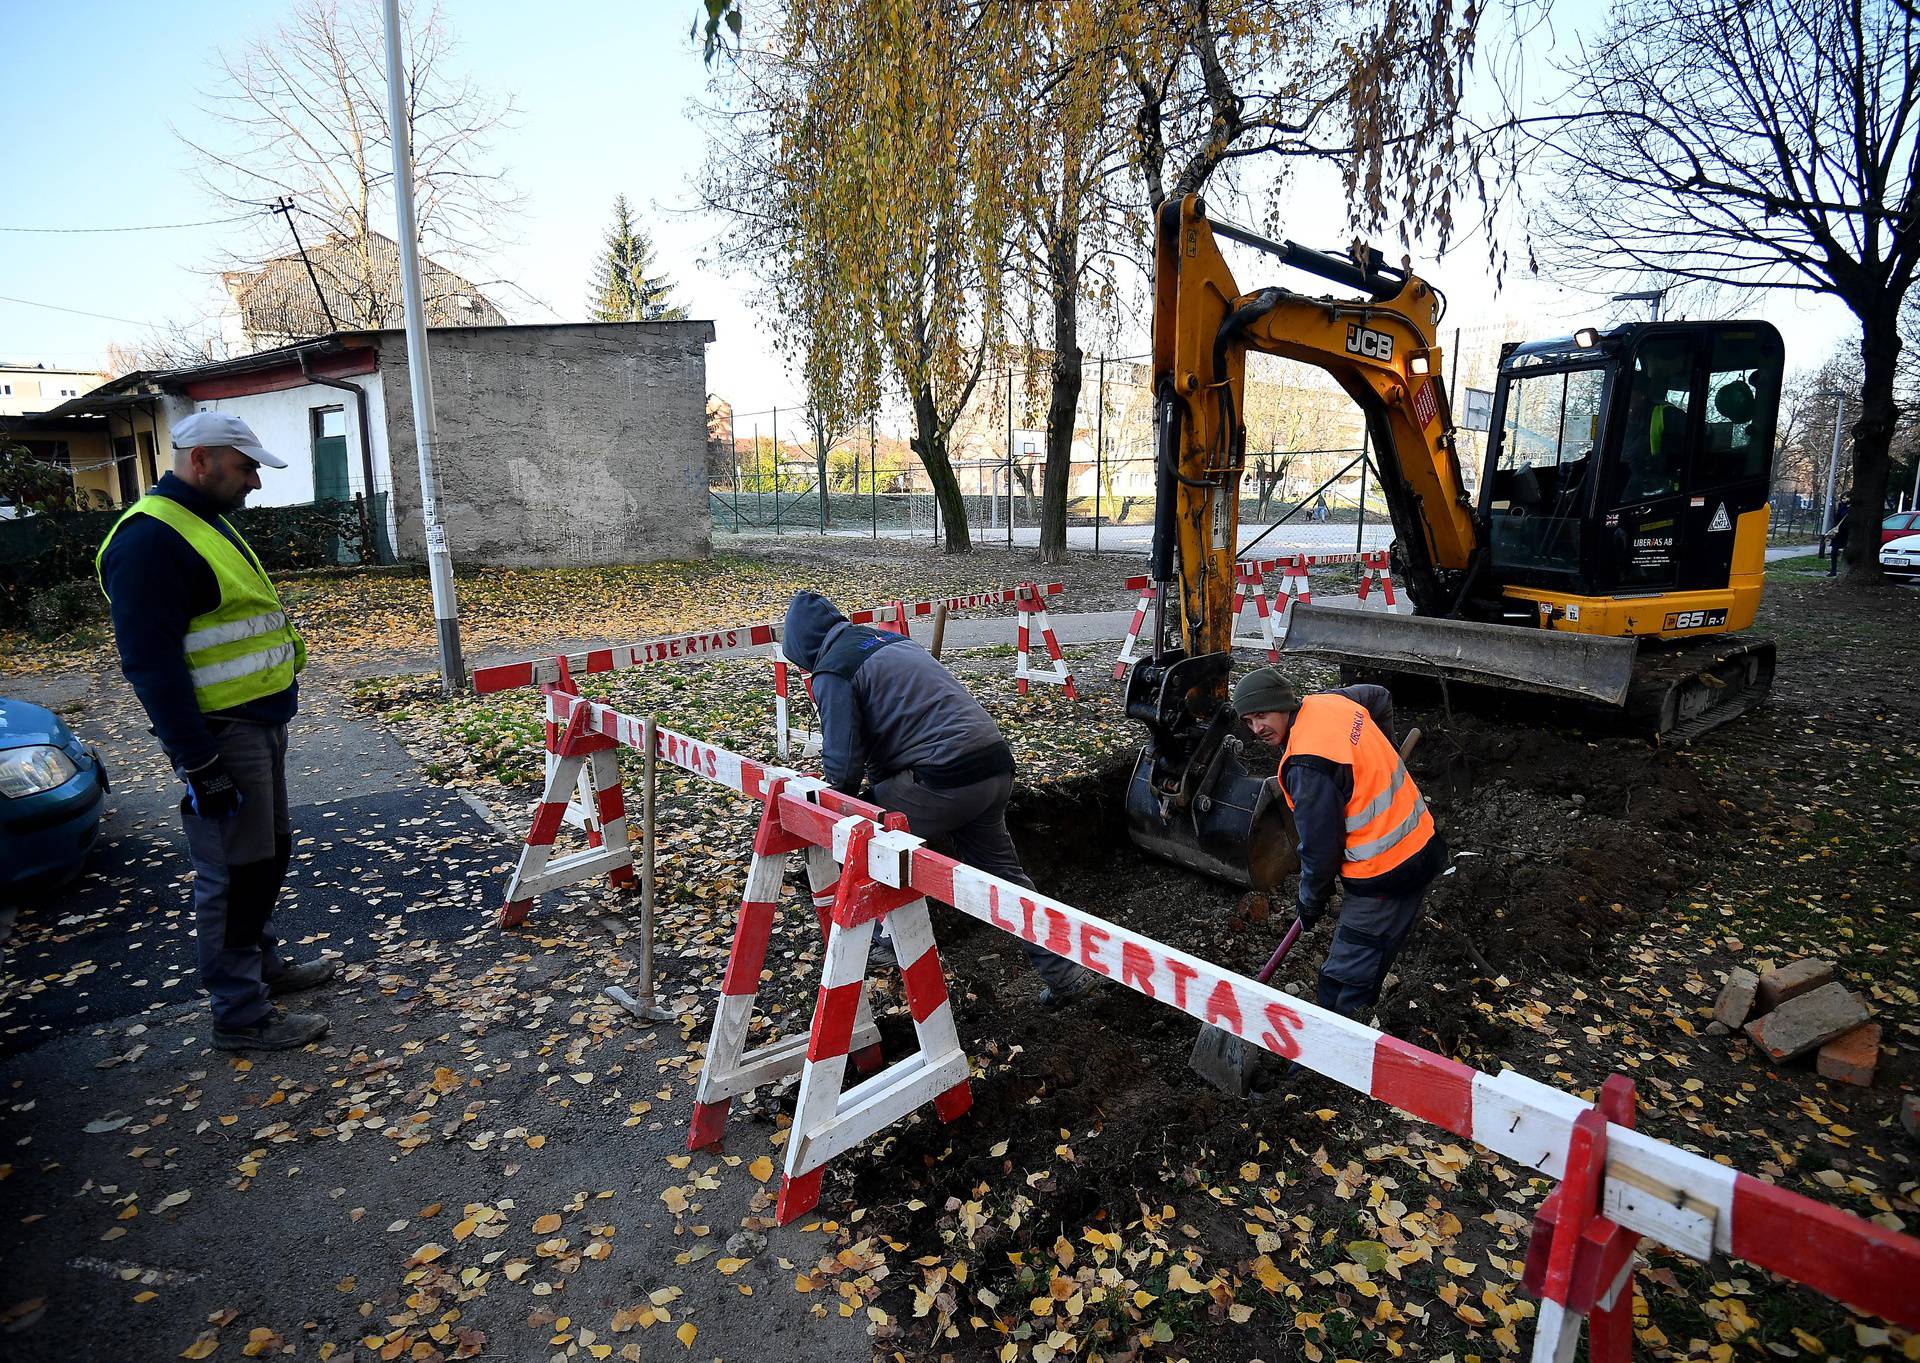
[{"x1": 0, "y1": 745, "x2": 80, "y2": 798}]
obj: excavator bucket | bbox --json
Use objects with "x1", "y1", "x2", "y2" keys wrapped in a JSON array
[
  {"x1": 1279, "y1": 605, "x2": 1639, "y2": 707},
  {"x1": 1121, "y1": 648, "x2": 1298, "y2": 891},
  {"x1": 1123, "y1": 746, "x2": 1298, "y2": 891}
]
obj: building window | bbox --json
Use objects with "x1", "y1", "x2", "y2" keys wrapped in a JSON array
[{"x1": 1, "y1": 384, "x2": 11, "y2": 396}]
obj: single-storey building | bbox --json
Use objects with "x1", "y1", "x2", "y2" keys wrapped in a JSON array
[{"x1": 27, "y1": 320, "x2": 716, "y2": 566}]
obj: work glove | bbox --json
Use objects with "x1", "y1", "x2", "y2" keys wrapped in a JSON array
[
  {"x1": 183, "y1": 754, "x2": 244, "y2": 820},
  {"x1": 1294, "y1": 899, "x2": 1326, "y2": 933}
]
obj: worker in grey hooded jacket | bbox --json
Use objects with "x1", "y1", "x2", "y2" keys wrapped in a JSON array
[{"x1": 781, "y1": 590, "x2": 1097, "y2": 1006}]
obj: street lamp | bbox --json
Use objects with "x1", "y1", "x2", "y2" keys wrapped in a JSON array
[{"x1": 1813, "y1": 389, "x2": 1848, "y2": 562}]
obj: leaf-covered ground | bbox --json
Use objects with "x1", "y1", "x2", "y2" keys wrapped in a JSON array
[{"x1": 4, "y1": 545, "x2": 1913, "y2": 1363}]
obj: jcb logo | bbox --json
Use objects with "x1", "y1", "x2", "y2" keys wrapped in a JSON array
[{"x1": 1346, "y1": 325, "x2": 1393, "y2": 361}]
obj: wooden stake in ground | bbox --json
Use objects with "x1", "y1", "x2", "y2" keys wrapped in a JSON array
[
  {"x1": 930, "y1": 603, "x2": 949, "y2": 659},
  {"x1": 606, "y1": 713, "x2": 673, "y2": 1023}
]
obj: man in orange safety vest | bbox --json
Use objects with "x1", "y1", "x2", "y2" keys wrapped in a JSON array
[{"x1": 1233, "y1": 667, "x2": 1446, "y2": 1020}]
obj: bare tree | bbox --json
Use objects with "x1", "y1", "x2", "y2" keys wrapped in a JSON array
[
  {"x1": 1537, "y1": 0, "x2": 1918, "y2": 580},
  {"x1": 181, "y1": 0, "x2": 521, "y2": 333}
]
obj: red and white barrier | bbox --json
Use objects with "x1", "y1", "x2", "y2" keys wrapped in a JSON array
[
  {"x1": 499, "y1": 694, "x2": 1920, "y2": 1343},
  {"x1": 1229, "y1": 559, "x2": 1283, "y2": 662},
  {"x1": 499, "y1": 682, "x2": 635, "y2": 927},
  {"x1": 1112, "y1": 579, "x2": 1154, "y2": 679},
  {"x1": 1014, "y1": 581, "x2": 1079, "y2": 698},
  {"x1": 1114, "y1": 551, "x2": 1402, "y2": 676},
  {"x1": 687, "y1": 782, "x2": 884, "y2": 1153},
  {"x1": 471, "y1": 585, "x2": 1068, "y2": 696},
  {"x1": 771, "y1": 643, "x2": 822, "y2": 762}
]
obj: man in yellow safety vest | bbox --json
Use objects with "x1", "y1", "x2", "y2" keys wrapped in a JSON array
[
  {"x1": 96, "y1": 411, "x2": 334, "y2": 1051},
  {"x1": 1233, "y1": 667, "x2": 1446, "y2": 1021}
]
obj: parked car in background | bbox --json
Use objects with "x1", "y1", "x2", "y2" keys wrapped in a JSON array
[
  {"x1": 1882, "y1": 510, "x2": 1920, "y2": 545},
  {"x1": 1881, "y1": 531, "x2": 1920, "y2": 581},
  {"x1": 1, "y1": 697, "x2": 107, "y2": 894}
]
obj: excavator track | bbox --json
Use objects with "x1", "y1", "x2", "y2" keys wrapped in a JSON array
[{"x1": 1624, "y1": 634, "x2": 1776, "y2": 744}]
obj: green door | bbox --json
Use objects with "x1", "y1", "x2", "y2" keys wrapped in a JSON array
[
  {"x1": 311, "y1": 406, "x2": 351, "y2": 562},
  {"x1": 311, "y1": 406, "x2": 350, "y2": 501}
]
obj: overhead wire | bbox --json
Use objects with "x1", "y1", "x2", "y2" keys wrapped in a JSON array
[{"x1": 0, "y1": 210, "x2": 269, "y2": 234}]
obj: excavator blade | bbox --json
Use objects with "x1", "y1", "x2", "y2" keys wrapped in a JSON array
[{"x1": 1279, "y1": 604, "x2": 1639, "y2": 707}]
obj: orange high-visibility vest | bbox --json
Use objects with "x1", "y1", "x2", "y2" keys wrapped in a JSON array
[{"x1": 1280, "y1": 694, "x2": 1435, "y2": 880}]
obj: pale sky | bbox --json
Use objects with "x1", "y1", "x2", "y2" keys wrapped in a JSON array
[{"x1": 2, "y1": 0, "x2": 1861, "y2": 422}]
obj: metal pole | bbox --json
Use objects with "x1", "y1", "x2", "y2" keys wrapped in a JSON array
[
  {"x1": 870, "y1": 412, "x2": 878, "y2": 539},
  {"x1": 640, "y1": 714, "x2": 658, "y2": 1003},
  {"x1": 730, "y1": 408, "x2": 740, "y2": 532},
  {"x1": 1820, "y1": 393, "x2": 1845, "y2": 557},
  {"x1": 382, "y1": 0, "x2": 464, "y2": 693},
  {"x1": 1094, "y1": 355, "x2": 1106, "y2": 557},
  {"x1": 753, "y1": 421, "x2": 761, "y2": 523},
  {"x1": 1356, "y1": 427, "x2": 1370, "y2": 555},
  {"x1": 773, "y1": 405, "x2": 782, "y2": 535},
  {"x1": 1006, "y1": 368, "x2": 1015, "y2": 547}
]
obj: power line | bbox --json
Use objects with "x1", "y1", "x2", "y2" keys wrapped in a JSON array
[
  {"x1": 0, "y1": 295, "x2": 163, "y2": 327},
  {"x1": 0, "y1": 210, "x2": 267, "y2": 234}
]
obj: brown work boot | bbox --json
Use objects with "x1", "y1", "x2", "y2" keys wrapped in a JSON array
[
  {"x1": 212, "y1": 1008, "x2": 331, "y2": 1052},
  {"x1": 268, "y1": 957, "x2": 338, "y2": 996}
]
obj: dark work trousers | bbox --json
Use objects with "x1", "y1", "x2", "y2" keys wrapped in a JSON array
[
  {"x1": 1316, "y1": 884, "x2": 1429, "y2": 1019},
  {"x1": 174, "y1": 721, "x2": 293, "y2": 1028},
  {"x1": 869, "y1": 768, "x2": 1081, "y2": 991}
]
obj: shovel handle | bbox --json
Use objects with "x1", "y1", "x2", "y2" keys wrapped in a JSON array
[{"x1": 1253, "y1": 915, "x2": 1305, "y2": 985}]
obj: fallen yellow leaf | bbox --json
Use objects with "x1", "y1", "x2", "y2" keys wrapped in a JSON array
[
  {"x1": 533, "y1": 1214, "x2": 562, "y2": 1234},
  {"x1": 675, "y1": 1322, "x2": 697, "y2": 1348}
]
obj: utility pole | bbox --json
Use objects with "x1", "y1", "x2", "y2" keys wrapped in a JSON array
[
  {"x1": 271, "y1": 197, "x2": 339, "y2": 334},
  {"x1": 382, "y1": 0, "x2": 464, "y2": 693}
]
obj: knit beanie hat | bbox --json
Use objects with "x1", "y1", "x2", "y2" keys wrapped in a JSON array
[{"x1": 1231, "y1": 666, "x2": 1302, "y2": 717}]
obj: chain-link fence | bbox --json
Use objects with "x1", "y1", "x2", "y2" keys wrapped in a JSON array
[
  {"x1": 712, "y1": 338, "x2": 1827, "y2": 557},
  {"x1": 708, "y1": 353, "x2": 1402, "y2": 557}
]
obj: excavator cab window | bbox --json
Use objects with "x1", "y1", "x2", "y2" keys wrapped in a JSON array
[
  {"x1": 1484, "y1": 363, "x2": 1608, "y2": 577},
  {"x1": 1607, "y1": 334, "x2": 1696, "y2": 509}
]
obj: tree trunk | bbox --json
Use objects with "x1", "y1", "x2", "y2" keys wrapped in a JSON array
[
  {"x1": 1842, "y1": 307, "x2": 1901, "y2": 581},
  {"x1": 1040, "y1": 228, "x2": 1083, "y2": 565},
  {"x1": 911, "y1": 382, "x2": 972, "y2": 553},
  {"x1": 813, "y1": 417, "x2": 830, "y2": 530}
]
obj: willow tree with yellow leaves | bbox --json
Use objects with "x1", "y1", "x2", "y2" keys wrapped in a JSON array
[
  {"x1": 699, "y1": 0, "x2": 1016, "y2": 551},
  {"x1": 700, "y1": 0, "x2": 1497, "y2": 554}
]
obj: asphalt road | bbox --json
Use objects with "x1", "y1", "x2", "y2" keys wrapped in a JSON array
[{"x1": 0, "y1": 664, "x2": 871, "y2": 1363}]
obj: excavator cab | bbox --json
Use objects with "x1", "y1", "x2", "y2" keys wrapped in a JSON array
[{"x1": 1480, "y1": 322, "x2": 1784, "y2": 613}]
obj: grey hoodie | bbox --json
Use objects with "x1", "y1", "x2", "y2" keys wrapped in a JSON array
[{"x1": 782, "y1": 591, "x2": 1011, "y2": 793}]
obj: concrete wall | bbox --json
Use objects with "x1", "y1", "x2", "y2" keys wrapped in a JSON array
[
  {"x1": 378, "y1": 322, "x2": 715, "y2": 567},
  {"x1": 185, "y1": 374, "x2": 390, "y2": 509}
]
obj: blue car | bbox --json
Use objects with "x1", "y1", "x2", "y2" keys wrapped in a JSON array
[{"x1": 1, "y1": 696, "x2": 108, "y2": 894}]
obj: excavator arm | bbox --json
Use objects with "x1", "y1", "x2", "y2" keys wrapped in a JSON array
[{"x1": 1148, "y1": 194, "x2": 1478, "y2": 652}]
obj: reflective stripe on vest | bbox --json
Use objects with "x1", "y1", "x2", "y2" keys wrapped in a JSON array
[
  {"x1": 1279, "y1": 693, "x2": 1435, "y2": 880},
  {"x1": 184, "y1": 609, "x2": 288, "y2": 653},
  {"x1": 95, "y1": 493, "x2": 306, "y2": 714}
]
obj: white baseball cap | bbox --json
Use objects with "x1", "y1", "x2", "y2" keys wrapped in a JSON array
[{"x1": 170, "y1": 410, "x2": 288, "y2": 469}]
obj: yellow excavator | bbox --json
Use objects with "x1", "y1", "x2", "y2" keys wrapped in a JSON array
[{"x1": 1126, "y1": 196, "x2": 1784, "y2": 886}]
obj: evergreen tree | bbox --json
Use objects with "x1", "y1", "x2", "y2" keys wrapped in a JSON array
[{"x1": 587, "y1": 195, "x2": 688, "y2": 321}]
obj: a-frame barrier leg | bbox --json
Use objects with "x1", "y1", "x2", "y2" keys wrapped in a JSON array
[
  {"x1": 687, "y1": 781, "x2": 881, "y2": 1151},
  {"x1": 804, "y1": 841, "x2": 886, "y2": 1077},
  {"x1": 776, "y1": 820, "x2": 972, "y2": 1224},
  {"x1": 1522, "y1": 1075, "x2": 1642, "y2": 1363},
  {"x1": 499, "y1": 693, "x2": 635, "y2": 927}
]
